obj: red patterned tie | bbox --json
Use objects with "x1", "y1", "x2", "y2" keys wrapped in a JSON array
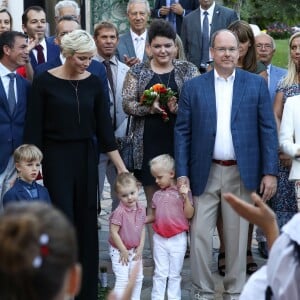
[{"x1": 35, "y1": 44, "x2": 45, "y2": 64}]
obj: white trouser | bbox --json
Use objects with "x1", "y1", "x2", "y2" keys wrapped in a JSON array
[
  {"x1": 109, "y1": 246, "x2": 144, "y2": 300},
  {"x1": 0, "y1": 156, "x2": 16, "y2": 209},
  {"x1": 152, "y1": 231, "x2": 187, "y2": 300}
]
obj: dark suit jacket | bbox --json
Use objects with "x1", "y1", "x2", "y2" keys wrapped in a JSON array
[
  {"x1": 29, "y1": 37, "x2": 60, "y2": 72},
  {"x1": 0, "y1": 74, "x2": 30, "y2": 173},
  {"x1": 3, "y1": 179, "x2": 51, "y2": 206},
  {"x1": 116, "y1": 31, "x2": 148, "y2": 64},
  {"x1": 152, "y1": 0, "x2": 198, "y2": 35},
  {"x1": 181, "y1": 5, "x2": 238, "y2": 68},
  {"x1": 35, "y1": 56, "x2": 110, "y2": 102},
  {"x1": 174, "y1": 68, "x2": 278, "y2": 196}
]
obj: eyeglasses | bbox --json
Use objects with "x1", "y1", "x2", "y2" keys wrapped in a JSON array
[
  {"x1": 213, "y1": 47, "x2": 238, "y2": 54},
  {"x1": 256, "y1": 44, "x2": 273, "y2": 50}
]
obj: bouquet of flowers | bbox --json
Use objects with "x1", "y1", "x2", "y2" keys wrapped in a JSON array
[{"x1": 140, "y1": 83, "x2": 176, "y2": 122}]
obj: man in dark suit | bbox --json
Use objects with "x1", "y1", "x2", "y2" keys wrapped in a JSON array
[
  {"x1": 0, "y1": 31, "x2": 31, "y2": 205},
  {"x1": 35, "y1": 16, "x2": 109, "y2": 99},
  {"x1": 181, "y1": 0, "x2": 238, "y2": 72},
  {"x1": 174, "y1": 29, "x2": 278, "y2": 300},
  {"x1": 22, "y1": 6, "x2": 60, "y2": 72},
  {"x1": 152, "y1": 0, "x2": 198, "y2": 36},
  {"x1": 116, "y1": 0, "x2": 150, "y2": 67}
]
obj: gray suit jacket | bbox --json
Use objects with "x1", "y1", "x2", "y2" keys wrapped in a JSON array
[
  {"x1": 269, "y1": 64, "x2": 286, "y2": 104},
  {"x1": 181, "y1": 5, "x2": 238, "y2": 68},
  {"x1": 93, "y1": 56, "x2": 129, "y2": 138},
  {"x1": 116, "y1": 31, "x2": 148, "y2": 64}
]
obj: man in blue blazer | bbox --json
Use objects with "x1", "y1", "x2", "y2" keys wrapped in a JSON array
[
  {"x1": 174, "y1": 30, "x2": 278, "y2": 300},
  {"x1": 255, "y1": 32, "x2": 287, "y2": 103},
  {"x1": 22, "y1": 6, "x2": 60, "y2": 72},
  {"x1": 255, "y1": 32, "x2": 287, "y2": 258},
  {"x1": 116, "y1": 0, "x2": 150, "y2": 67},
  {"x1": 152, "y1": 0, "x2": 198, "y2": 36},
  {"x1": 35, "y1": 16, "x2": 109, "y2": 100},
  {"x1": 0, "y1": 31, "x2": 31, "y2": 205},
  {"x1": 181, "y1": 0, "x2": 238, "y2": 72}
]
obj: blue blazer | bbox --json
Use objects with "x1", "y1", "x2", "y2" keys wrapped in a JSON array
[
  {"x1": 269, "y1": 64, "x2": 287, "y2": 103},
  {"x1": 29, "y1": 37, "x2": 60, "y2": 72},
  {"x1": 35, "y1": 56, "x2": 110, "y2": 102},
  {"x1": 116, "y1": 31, "x2": 148, "y2": 64},
  {"x1": 174, "y1": 68, "x2": 278, "y2": 196},
  {"x1": 181, "y1": 5, "x2": 238, "y2": 68},
  {"x1": 3, "y1": 179, "x2": 51, "y2": 206},
  {"x1": 0, "y1": 74, "x2": 30, "y2": 173},
  {"x1": 152, "y1": 0, "x2": 199, "y2": 35}
]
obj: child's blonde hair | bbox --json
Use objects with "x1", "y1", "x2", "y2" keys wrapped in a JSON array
[
  {"x1": 149, "y1": 154, "x2": 175, "y2": 173},
  {"x1": 114, "y1": 173, "x2": 140, "y2": 193},
  {"x1": 14, "y1": 144, "x2": 43, "y2": 163}
]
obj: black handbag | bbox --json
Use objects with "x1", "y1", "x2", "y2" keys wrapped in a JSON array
[{"x1": 117, "y1": 116, "x2": 134, "y2": 171}]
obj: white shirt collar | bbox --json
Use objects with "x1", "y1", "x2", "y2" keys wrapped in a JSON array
[
  {"x1": 95, "y1": 54, "x2": 118, "y2": 66},
  {"x1": 130, "y1": 29, "x2": 147, "y2": 42},
  {"x1": 200, "y1": 1, "x2": 215, "y2": 15},
  {"x1": 214, "y1": 68, "x2": 236, "y2": 82},
  {"x1": 0, "y1": 62, "x2": 15, "y2": 77}
]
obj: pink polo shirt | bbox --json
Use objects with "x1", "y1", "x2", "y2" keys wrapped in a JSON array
[
  {"x1": 109, "y1": 201, "x2": 146, "y2": 250},
  {"x1": 152, "y1": 185, "x2": 193, "y2": 238}
]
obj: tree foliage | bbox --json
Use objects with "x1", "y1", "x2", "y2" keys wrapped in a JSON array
[{"x1": 223, "y1": 0, "x2": 300, "y2": 28}]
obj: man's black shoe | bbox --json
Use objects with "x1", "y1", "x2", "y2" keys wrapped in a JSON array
[{"x1": 258, "y1": 241, "x2": 268, "y2": 259}]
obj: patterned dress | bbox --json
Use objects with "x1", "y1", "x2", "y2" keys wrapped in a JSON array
[{"x1": 269, "y1": 82, "x2": 300, "y2": 228}]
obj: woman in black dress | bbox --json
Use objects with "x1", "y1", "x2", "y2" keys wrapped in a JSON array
[{"x1": 24, "y1": 29, "x2": 127, "y2": 300}]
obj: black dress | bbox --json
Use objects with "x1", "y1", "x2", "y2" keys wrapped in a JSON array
[
  {"x1": 24, "y1": 72, "x2": 116, "y2": 300},
  {"x1": 135, "y1": 70, "x2": 178, "y2": 185}
]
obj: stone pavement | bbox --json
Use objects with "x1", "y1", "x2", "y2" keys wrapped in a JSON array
[{"x1": 98, "y1": 182, "x2": 267, "y2": 299}]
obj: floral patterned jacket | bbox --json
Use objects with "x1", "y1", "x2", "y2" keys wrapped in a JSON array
[{"x1": 122, "y1": 59, "x2": 199, "y2": 169}]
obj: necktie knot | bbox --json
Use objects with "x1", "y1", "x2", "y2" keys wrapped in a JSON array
[
  {"x1": 7, "y1": 72, "x2": 16, "y2": 80},
  {"x1": 204, "y1": 11, "x2": 208, "y2": 16},
  {"x1": 35, "y1": 44, "x2": 43, "y2": 51},
  {"x1": 103, "y1": 60, "x2": 110, "y2": 68}
]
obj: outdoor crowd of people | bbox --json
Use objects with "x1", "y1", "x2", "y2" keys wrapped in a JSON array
[{"x1": 0, "y1": 0, "x2": 300, "y2": 299}]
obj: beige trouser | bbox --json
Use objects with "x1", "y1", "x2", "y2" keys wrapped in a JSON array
[{"x1": 190, "y1": 163, "x2": 252, "y2": 299}]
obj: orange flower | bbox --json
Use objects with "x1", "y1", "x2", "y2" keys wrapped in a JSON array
[
  {"x1": 152, "y1": 83, "x2": 164, "y2": 92},
  {"x1": 140, "y1": 83, "x2": 177, "y2": 122}
]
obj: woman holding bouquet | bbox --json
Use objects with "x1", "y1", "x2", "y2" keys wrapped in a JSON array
[{"x1": 122, "y1": 19, "x2": 199, "y2": 232}]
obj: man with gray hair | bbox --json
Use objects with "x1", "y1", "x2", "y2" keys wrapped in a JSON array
[
  {"x1": 54, "y1": 0, "x2": 80, "y2": 23},
  {"x1": 255, "y1": 32, "x2": 287, "y2": 103},
  {"x1": 254, "y1": 32, "x2": 286, "y2": 259},
  {"x1": 116, "y1": 0, "x2": 150, "y2": 67}
]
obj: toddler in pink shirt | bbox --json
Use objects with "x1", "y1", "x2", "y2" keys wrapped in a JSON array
[
  {"x1": 147, "y1": 154, "x2": 194, "y2": 300},
  {"x1": 109, "y1": 173, "x2": 146, "y2": 300}
]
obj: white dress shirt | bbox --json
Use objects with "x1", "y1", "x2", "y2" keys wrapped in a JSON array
[
  {"x1": 0, "y1": 62, "x2": 18, "y2": 103},
  {"x1": 130, "y1": 29, "x2": 147, "y2": 61},
  {"x1": 32, "y1": 38, "x2": 47, "y2": 62},
  {"x1": 213, "y1": 69, "x2": 236, "y2": 160}
]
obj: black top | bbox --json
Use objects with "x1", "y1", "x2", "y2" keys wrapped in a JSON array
[
  {"x1": 24, "y1": 72, "x2": 117, "y2": 152},
  {"x1": 135, "y1": 70, "x2": 178, "y2": 185}
]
